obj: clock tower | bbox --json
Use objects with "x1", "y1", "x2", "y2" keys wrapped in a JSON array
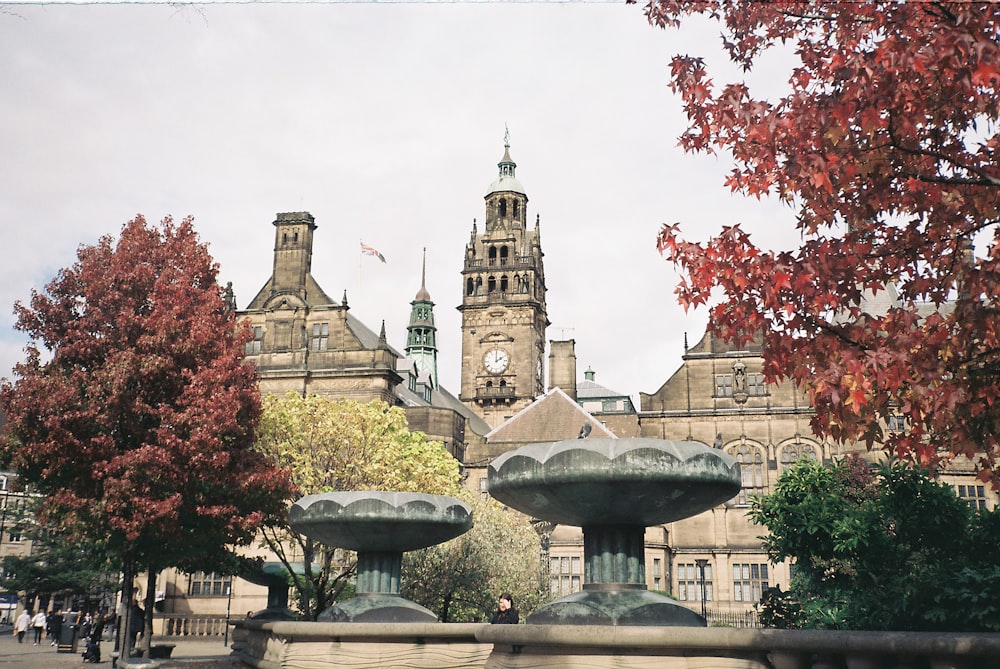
[{"x1": 459, "y1": 134, "x2": 548, "y2": 429}]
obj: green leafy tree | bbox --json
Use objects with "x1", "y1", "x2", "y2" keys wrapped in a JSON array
[
  {"x1": 2, "y1": 537, "x2": 113, "y2": 610},
  {"x1": 256, "y1": 391, "x2": 461, "y2": 620},
  {"x1": 0, "y1": 215, "x2": 293, "y2": 653},
  {"x1": 750, "y1": 456, "x2": 1000, "y2": 630},
  {"x1": 402, "y1": 493, "x2": 545, "y2": 622}
]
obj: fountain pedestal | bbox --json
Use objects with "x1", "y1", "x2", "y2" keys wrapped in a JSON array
[
  {"x1": 488, "y1": 438, "x2": 741, "y2": 626},
  {"x1": 289, "y1": 491, "x2": 473, "y2": 622}
]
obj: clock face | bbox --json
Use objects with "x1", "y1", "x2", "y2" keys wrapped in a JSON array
[{"x1": 484, "y1": 348, "x2": 510, "y2": 375}]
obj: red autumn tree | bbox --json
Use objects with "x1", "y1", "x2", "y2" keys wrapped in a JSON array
[
  {"x1": 640, "y1": 3, "x2": 1000, "y2": 482},
  {"x1": 0, "y1": 215, "x2": 292, "y2": 651}
]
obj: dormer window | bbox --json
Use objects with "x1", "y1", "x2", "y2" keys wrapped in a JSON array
[
  {"x1": 245, "y1": 326, "x2": 263, "y2": 355},
  {"x1": 311, "y1": 323, "x2": 329, "y2": 351}
]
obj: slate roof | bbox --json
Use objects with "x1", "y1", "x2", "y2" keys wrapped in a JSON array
[{"x1": 486, "y1": 387, "x2": 617, "y2": 442}]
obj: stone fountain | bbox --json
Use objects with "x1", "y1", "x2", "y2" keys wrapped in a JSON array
[
  {"x1": 288, "y1": 490, "x2": 473, "y2": 622},
  {"x1": 487, "y1": 437, "x2": 741, "y2": 626}
]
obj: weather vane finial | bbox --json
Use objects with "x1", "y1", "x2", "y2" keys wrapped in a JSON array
[{"x1": 504, "y1": 123, "x2": 510, "y2": 148}]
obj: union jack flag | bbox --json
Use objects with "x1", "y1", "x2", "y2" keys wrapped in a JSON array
[{"x1": 360, "y1": 241, "x2": 386, "y2": 263}]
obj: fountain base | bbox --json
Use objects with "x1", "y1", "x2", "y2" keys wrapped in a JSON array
[
  {"x1": 527, "y1": 587, "x2": 706, "y2": 626},
  {"x1": 319, "y1": 593, "x2": 438, "y2": 623}
]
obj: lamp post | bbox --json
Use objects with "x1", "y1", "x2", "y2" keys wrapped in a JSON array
[
  {"x1": 223, "y1": 580, "x2": 232, "y2": 647},
  {"x1": 695, "y1": 558, "x2": 709, "y2": 621}
]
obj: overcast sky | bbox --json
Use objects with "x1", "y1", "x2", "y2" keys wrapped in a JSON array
[{"x1": 0, "y1": 1, "x2": 798, "y2": 404}]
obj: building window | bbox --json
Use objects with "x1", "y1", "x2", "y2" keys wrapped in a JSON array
[
  {"x1": 732, "y1": 563, "x2": 769, "y2": 602},
  {"x1": 245, "y1": 326, "x2": 263, "y2": 355},
  {"x1": 550, "y1": 556, "x2": 582, "y2": 595},
  {"x1": 188, "y1": 572, "x2": 232, "y2": 597},
  {"x1": 488, "y1": 246, "x2": 497, "y2": 266},
  {"x1": 311, "y1": 323, "x2": 329, "y2": 351},
  {"x1": 479, "y1": 477, "x2": 489, "y2": 499},
  {"x1": 652, "y1": 558, "x2": 662, "y2": 577},
  {"x1": 887, "y1": 414, "x2": 906, "y2": 431},
  {"x1": 732, "y1": 444, "x2": 765, "y2": 506},
  {"x1": 956, "y1": 484, "x2": 989, "y2": 510},
  {"x1": 780, "y1": 442, "x2": 817, "y2": 470},
  {"x1": 677, "y1": 562, "x2": 713, "y2": 602},
  {"x1": 717, "y1": 373, "x2": 765, "y2": 397},
  {"x1": 715, "y1": 374, "x2": 733, "y2": 397},
  {"x1": 8, "y1": 531, "x2": 21, "y2": 543},
  {"x1": 500, "y1": 246, "x2": 509, "y2": 265}
]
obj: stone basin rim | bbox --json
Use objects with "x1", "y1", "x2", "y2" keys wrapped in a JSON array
[{"x1": 489, "y1": 438, "x2": 738, "y2": 472}]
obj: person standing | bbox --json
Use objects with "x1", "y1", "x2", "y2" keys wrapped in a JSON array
[
  {"x1": 48, "y1": 608, "x2": 63, "y2": 646},
  {"x1": 14, "y1": 609, "x2": 31, "y2": 643},
  {"x1": 79, "y1": 611, "x2": 93, "y2": 641},
  {"x1": 490, "y1": 593, "x2": 519, "y2": 624},
  {"x1": 31, "y1": 609, "x2": 46, "y2": 645},
  {"x1": 127, "y1": 599, "x2": 144, "y2": 653}
]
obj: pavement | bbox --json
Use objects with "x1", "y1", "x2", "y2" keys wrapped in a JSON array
[{"x1": 0, "y1": 625, "x2": 241, "y2": 669}]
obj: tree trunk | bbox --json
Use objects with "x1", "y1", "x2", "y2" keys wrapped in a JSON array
[
  {"x1": 117, "y1": 555, "x2": 134, "y2": 657},
  {"x1": 141, "y1": 568, "x2": 157, "y2": 657}
]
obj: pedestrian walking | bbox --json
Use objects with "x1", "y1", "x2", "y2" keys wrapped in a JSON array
[
  {"x1": 13, "y1": 609, "x2": 31, "y2": 643},
  {"x1": 31, "y1": 609, "x2": 46, "y2": 645}
]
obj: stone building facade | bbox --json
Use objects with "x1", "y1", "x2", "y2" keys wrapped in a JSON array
[{"x1": 151, "y1": 136, "x2": 995, "y2": 625}]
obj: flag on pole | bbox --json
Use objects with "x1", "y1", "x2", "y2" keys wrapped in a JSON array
[{"x1": 361, "y1": 241, "x2": 386, "y2": 263}]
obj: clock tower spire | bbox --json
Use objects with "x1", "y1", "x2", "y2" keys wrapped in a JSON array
[{"x1": 458, "y1": 131, "x2": 548, "y2": 428}]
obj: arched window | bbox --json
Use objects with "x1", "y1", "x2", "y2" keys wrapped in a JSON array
[
  {"x1": 499, "y1": 199, "x2": 507, "y2": 217},
  {"x1": 513, "y1": 201, "x2": 519, "y2": 219},
  {"x1": 467, "y1": 278, "x2": 474, "y2": 296},
  {"x1": 488, "y1": 276, "x2": 496, "y2": 293},
  {"x1": 780, "y1": 441, "x2": 818, "y2": 470},
  {"x1": 500, "y1": 246, "x2": 509, "y2": 265},
  {"x1": 488, "y1": 246, "x2": 497, "y2": 266},
  {"x1": 475, "y1": 277, "x2": 483, "y2": 295},
  {"x1": 730, "y1": 443, "x2": 765, "y2": 506},
  {"x1": 500, "y1": 275, "x2": 508, "y2": 292}
]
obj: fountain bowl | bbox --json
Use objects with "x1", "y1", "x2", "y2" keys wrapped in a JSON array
[
  {"x1": 488, "y1": 438, "x2": 741, "y2": 526},
  {"x1": 289, "y1": 490, "x2": 473, "y2": 552}
]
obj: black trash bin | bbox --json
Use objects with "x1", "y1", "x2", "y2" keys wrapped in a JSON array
[{"x1": 57, "y1": 621, "x2": 79, "y2": 653}]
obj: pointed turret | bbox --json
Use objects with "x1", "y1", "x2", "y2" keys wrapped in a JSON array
[{"x1": 406, "y1": 248, "x2": 439, "y2": 389}]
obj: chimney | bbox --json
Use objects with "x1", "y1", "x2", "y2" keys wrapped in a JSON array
[{"x1": 548, "y1": 339, "x2": 577, "y2": 400}]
